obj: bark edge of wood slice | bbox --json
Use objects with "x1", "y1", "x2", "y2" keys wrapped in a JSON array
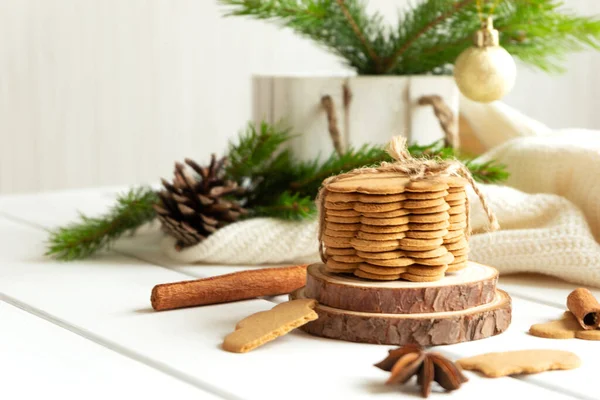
[
  {"x1": 291, "y1": 288, "x2": 511, "y2": 346},
  {"x1": 305, "y1": 262, "x2": 498, "y2": 314}
]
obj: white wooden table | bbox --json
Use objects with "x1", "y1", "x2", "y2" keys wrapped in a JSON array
[{"x1": 0, "y1": 187, "x2": 598, "y2": 400}]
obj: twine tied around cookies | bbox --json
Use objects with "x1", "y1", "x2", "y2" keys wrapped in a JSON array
[{"x1": 317, "y1": 136, "x2": 500, "y2": 262}]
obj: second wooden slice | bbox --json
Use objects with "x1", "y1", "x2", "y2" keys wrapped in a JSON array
[
  {"x1": 291, "y1": 288, "x2": 511, "y2": 346},
  {"x1": 305, "y1": 262, "x2": 498, "y2": 314}
]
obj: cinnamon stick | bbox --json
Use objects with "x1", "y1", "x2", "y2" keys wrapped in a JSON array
[
  {"x1": 567, "y1": 288, "x2": 600, "y2": 330},
  {"x1": 151, "y1": 264, "x2": 308, "y2": 311}
]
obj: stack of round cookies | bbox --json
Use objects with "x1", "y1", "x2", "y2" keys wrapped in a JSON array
[{"x1": 321, "y1": 172, "x2": 469, "y2": 282}]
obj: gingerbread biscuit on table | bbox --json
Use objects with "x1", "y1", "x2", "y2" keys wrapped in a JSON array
[
  {"x1": 223, "y1": 299, "x2": 318, "y2": 353},
  {"x1": 457, "y1": 350, "x2": 581, "y2": 377}
]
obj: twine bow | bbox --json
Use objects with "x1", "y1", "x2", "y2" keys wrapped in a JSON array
[{"x1": 317, "y1": 136, "x2": 499, "y2": 262}]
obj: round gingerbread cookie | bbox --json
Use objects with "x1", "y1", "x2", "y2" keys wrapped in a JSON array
[
  {"x1": 360, "y1": 216, "x2": 409, "y2": 226},
  {"x1": 354, "y1": 269, "x2": 401, "y2": 281},
  {"x1": 403, "y1": 198, "x2": 446, "y2": 209},
  {"x1": 326, "y1": 172, "x2": 410, "y2": 194},
  {"x1": 408, "y1": 212, "x2": 450, "y2": 224},
  {"x1": 323, "y1": 228, "x2": 355, "y2": 238},
  {"x1": 405, "y1": 229, "x2": 449, "y2": 239},
  {"x1": 360, "y1": 208, "x2": 410, "y2": 218},
  {"x1": 360, "y1": 225, "x2": 409, "y2": 234},
  {"x1": 356, "y1": 231, "x2": 406, "y2": 241},
  {"x1": 408, "y1": 220, "x2": 450, "y2": 231},
  {"x1": 363, "y1": 257, "x2": 415, "y2": 267},
  {"x1": 407, "y1": 203, "x2": 450, "y2": 214},
  {"x1": 354, "y1": 202, "x2": 403, "y2": 213},
  {"x1": 357, "y1": 263, "x2": 408, "y2": 276},
  {"x1": 405, "y1": 190, "x2": 449, "y2": 200},
  {"x1": 357, "y1": 193, "x2": 407, "y2": 203}
]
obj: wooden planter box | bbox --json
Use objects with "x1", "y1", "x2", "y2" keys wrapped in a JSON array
[{"x1": 253, "y1": 75, "x2": 458, "y2": 160}]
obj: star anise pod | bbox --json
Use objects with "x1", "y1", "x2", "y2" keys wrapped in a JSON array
[{"x1": 374, "y1": 345, "x2": 468, "y2": 398}]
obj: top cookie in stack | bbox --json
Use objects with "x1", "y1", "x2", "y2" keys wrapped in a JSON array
[{"x1": 321, "y1": 172, "x2": 469, "y2": 282}]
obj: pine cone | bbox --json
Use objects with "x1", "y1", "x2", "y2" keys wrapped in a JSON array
[{"x1": 154, "y1": 155, "x2": 247, "y2": 250}]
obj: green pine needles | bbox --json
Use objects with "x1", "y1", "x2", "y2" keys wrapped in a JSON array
[
  {"x1": 46, "y1": 121, "x2": 508, "y2": 260},
  {"x1": 220, "y1": 0, "x2": 600, "y2": 74},
  {"x1": 46, "y1": 187, "x2": 158, "y2": 261}
]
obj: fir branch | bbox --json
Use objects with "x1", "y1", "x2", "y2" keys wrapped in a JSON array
[
  {"x1": 253, "y1": 191, "x2": 316, "y2": 220},
  {"x1": 289, "y1": 144, "x2": 391, "y2": 196},
  {"x1": 334, "y1": 0, "x2": 380, "y2": 64},
  {"x1": 46, "y1": 187, "x2": 158, "y2": 261},
  {"x1": 221, "y1": 0, "x2": 600, "y2": 75},
  {"x1": 382, "y1": 0, "x2": 474, "y2": 73},
  {"x1": 464, "y1": 158, "x2": 510, "y2": 183}
]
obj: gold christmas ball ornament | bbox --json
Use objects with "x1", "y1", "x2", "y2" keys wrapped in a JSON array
[{"x1": 454, "y1": 17, "x2": 516, "y2": 103}]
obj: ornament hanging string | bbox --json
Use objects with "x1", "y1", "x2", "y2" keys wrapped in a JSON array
[
  {"x1": 316, "y1": 136, "x2": 500, "y2": 262},
  {"x1": 476, "y1": 0, "x2": 501, "y2": 25}
]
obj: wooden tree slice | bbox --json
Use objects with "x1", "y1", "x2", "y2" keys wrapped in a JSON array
[
  {"x1": 291, "y1": 288, "x2": 511, "y2": 346},
  {"x1": 305, "y1": 262, "x2": 497, "y2": 314}
]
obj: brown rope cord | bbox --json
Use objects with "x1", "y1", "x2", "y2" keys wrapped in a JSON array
[
  {"x1": 317, "y1": 136, "x2": 499, "y2": 262},
  {"x1": 321, "y1": 95, "x2": 344, "y2": 156},
  {"x1": 418, "y1": 95, "x2": 459, "y2": 149}
]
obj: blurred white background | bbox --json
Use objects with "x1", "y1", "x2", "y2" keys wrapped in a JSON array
[{"x1": 0, "y1": 0, "x2": 598, "y2": 194}]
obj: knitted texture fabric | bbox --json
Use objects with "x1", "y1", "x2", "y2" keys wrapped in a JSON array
[{"x1": 163, "y1": 102, "x2": 600, "y2": 286}]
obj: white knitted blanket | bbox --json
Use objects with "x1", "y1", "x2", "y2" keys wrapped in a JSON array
[{"x1": 163, "y1": 98, "x2": 600, "y2": 287}]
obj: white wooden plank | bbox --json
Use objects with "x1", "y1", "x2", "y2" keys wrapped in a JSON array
[
  {"x1": 499, "y1": 273, "x2": 600, "y2": 309},
  {"x1": 0, "y1": 217, "x2": 578, "y2": 400},
  {"x1": 0, "y1": 300, "x2": 219, "y2": 400},
  {"x1": 439, "y1": 295, "x2": 598, "y2": 400}
]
